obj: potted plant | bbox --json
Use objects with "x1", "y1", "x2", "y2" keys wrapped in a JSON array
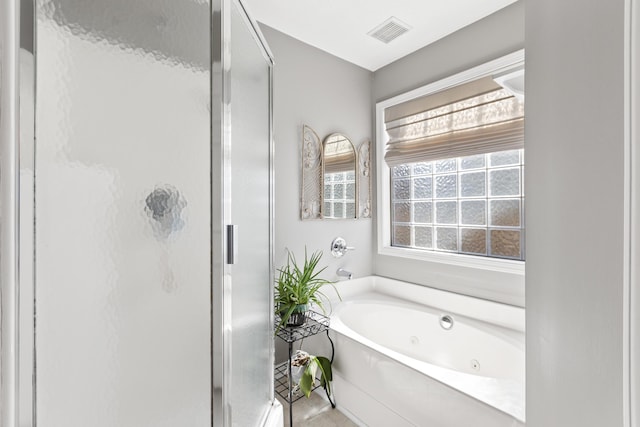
[
  {"x1": 291, "y1": 350, "x2": 334, "y2": 399},
  {"x1": 275, "y1": 248, "x2": 339, "y2": 330}
]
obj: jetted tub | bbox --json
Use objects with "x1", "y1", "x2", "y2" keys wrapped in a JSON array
[{"x1": 308, "y1": 276, "x2": 525, "y2": 427}]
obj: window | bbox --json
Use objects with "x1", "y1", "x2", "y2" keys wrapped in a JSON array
[
  {"x1": 376, "y1": 52, "x2": 525, "y2": 266},
  {"x1": 390, "y1": 149, "x2": 524, "y2": 259}
]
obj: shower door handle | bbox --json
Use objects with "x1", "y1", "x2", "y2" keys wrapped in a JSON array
[{"x1": 226, "y1": 224, "x2": 238, "y2": 264}]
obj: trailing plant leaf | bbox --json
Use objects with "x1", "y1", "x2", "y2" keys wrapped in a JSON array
[
  {"x1": 299, "y1": 360, "x2": 318, "y2": 398},
  {"x1": 317, "y1": 356, "x2": 332, "y2": 383},
  {"x1": 298, "y1": 355, "x2": 333, "y2": 399}
]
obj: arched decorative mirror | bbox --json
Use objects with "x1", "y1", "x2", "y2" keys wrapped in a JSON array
[
  {"x1": 322, "y1": 133, "x2": 357, "y2": 219},
  {"x1": 300, "y1": 124, "x2": 371, "y2": 220}
]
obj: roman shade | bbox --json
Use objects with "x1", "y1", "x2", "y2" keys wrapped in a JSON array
[{"x1": 384, "y1": 76, "x2": 524, "y2": 167}]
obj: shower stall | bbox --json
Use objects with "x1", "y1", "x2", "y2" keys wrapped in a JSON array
[{"x1": 1, "y1": 0, "x2": 278, "y2": 425}]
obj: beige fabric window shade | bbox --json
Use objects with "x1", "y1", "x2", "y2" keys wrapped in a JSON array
[
  {"x1": 324, "y1": 151, "x2": 356, "y2": 174},
  {"x1": 323, "y1": 134, "x2": 356, "y2": 174},
  {"x1": 384, "y1": 76, "x2": 524, "y2": 166}
]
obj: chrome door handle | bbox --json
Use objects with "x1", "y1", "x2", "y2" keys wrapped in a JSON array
[{"x1": 227, "y1": 224, "x2": 238, "y2": 264}]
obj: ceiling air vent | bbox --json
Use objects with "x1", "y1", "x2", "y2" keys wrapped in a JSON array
[{"x1": 367, "y1": 17, "x2": 411, "y2": 44}]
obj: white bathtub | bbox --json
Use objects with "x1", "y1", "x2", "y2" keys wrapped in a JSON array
[{"x1": 309, "y1": 276, "x2": 525, "y2": 427}]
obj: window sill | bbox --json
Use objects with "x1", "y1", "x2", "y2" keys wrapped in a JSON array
[{"x1": 378, "y1": 245, "x2": 525, "y2": 276}]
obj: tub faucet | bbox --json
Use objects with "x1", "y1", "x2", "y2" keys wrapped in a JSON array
[{"x1": 337, "y1": 268, "x2": 352, "y2": 280}]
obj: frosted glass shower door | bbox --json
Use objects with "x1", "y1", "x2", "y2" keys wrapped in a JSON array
[
  {"x1": 34, "y1": 0, "x2": 212, "y2": 425},
  {"x1": 220, "y1": 2, "x2": 274, "y2": 426}
]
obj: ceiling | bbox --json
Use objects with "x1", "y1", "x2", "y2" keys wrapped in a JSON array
[{"x1": 242, "y1": 0, "x2": 518, "y2": 71}]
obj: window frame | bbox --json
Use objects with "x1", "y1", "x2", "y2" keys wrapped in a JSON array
[{"x1": 376, "y1": 50, "x2": 526, "y2": 275}]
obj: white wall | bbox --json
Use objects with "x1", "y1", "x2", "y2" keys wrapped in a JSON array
[
  {"x1": 371, "y1": 1, "x2": 526, "y2": 306},
  {"x1": 261, "y1": 25, "x2": 374, "y2": 283},
  {"x1": 373, "y1": 1, "x2": 525, "y2": 102},
  {"x1": 260, "y1": 25, "x2": 373, "y2": 363},
  {"x1": 526, "y1": 1, "x2": 628, "y2": 426}
]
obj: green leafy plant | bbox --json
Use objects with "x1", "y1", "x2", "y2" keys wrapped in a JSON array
[
  {"x1": 299, "y1": 355, "x2": 333, "y2": 398},
  {"x1": 274, "y1": 248, "x2": 339, "y2": 331},
  {"x1": 291, "y1": 350, "x2": 334, "y2": 399}
]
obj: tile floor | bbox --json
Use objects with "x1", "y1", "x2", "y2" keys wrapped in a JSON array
[{"x1": 277, "y1": 391, "x2": 358, "y2": 427}]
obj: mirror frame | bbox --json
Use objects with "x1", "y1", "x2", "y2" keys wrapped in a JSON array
[
  {"x1": 300, "y1": 124, "x2": 371, "y2": 220},
  {"x1": 358, "y1": 139, "x2": 371, "y2": 218},
  {"x1": 300, "y1": 125, "x2": 322, "y2": 219}
]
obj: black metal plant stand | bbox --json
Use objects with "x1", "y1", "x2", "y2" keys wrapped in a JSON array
[{"x1": 274, "y1": 310, "x2": 335, "y2": 427}]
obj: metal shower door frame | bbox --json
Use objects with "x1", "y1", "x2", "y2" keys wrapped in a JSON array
[
  {"x1": 0, "y1": 0, "x2": 20, "y2": 425},
  {"x1": 211, "y1": 0, "x2": 275, "y2": 425}
]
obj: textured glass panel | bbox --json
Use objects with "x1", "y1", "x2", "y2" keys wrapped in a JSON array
[
  {"x1": 460, "y1": 154, "x2": 486, "y2": 170},
  {"x1": 461, "y1": 228, "x2": 487, "y2": 254},
  {"x1": 490, "y1": 150, "x2": 520, "y2": 167},
  {"x1": 460, "y1": 171, "x2": 486, "y2": 197},
  {"x1": 229, "y1": 4, "x2": 272, "y2": 425},
  {"x1": 324, "y1": 202, "x2": 331, "y2": 216},
  {"x1": 323, "y1": 171, "x2": 354, "y2": 219},
  {"x1": 334, "y1": 202, "x2": 344, "y2": 218},
  {"x1": 394, "y1": 202, "x2": 410, "y2": 223},
  {"x1": 490, "y1": 229, "x2": 521, "y2": 258},
  {"x1": 346, "y1": 202, "x2": 356, "y2": 218},
  {"x1": 35, "y1": 0, "x2": 213, "y2": 424},
  {"x1": 394, "y1": 225, "x2": 411, "y2": 246},
  {"x1": 413, "y1": 176, "x2": 432, "y2": 199},
  {"x1": 435, "y1": 159, "x2": 457, "y2": 173},
  {"x1": 415, "y1": 226, "x2": 433, "y2": 248},
  {"x1": 490, "y1": 199, "x2": 521, "y2": 227},
  {"x1": 324, "y1": 184, "x2": 332, "y2": 198},
  {"x1": 489, "y1": 168, "x2": 520, "y2": 196},
  {"x1": 413, "y1": 162, "x2": 432, "y2": 175},
  {"x1": 435, "y1": 174, "x2": 457, "y2": 198},
  {"x1": 436, "y1": 227, "x2": 458, "y2": 251},
  {"x1": 346, "y1": 183, "x2": 355, "y2": 199},
  {"x1": 413, "y1": 201, "x2": 432, "y2": 223},
  {"x1": 391, "y1": 154, "x2": 525, "y2": 260},
  {"x1": 460, "y1": 200, "x2": 486, "y2": 225},
  {"x1": 392, "y1": 164, "x2": 410, "y2": 178},
  {"x1": 393, "y1": 178, "x2": 410, "y2": 200},
  {"x1": 435, "y1": 201, "x2": 457, "y2": 224},
  {"x1": 346, "y1": 171, "x2": 356, "y2": 181}
]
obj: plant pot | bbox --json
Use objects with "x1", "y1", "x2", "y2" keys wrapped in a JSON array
[
  {"x1": 291, "y1": 363, "x2": 305, "y2": 384},
  {"x1": 282, "y1": 304, "x2": 308, "y2": 327}
]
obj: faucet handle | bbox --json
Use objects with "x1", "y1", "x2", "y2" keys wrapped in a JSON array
[{"x1": 330, "y1": 237, "x2": 355, "y2": 258}]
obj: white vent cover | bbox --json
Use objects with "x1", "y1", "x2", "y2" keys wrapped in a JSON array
[{"x1": 367, "y1": 17, "x2": 411, "y2": 44}]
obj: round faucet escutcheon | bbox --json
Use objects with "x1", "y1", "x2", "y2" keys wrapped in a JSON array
[{"x1": 330, "y1": 237, "x2": 355, "y2": 258}]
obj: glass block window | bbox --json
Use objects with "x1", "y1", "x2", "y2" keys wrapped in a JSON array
[
  {"x1": 390, "y1": 149, "x2": 524, "y2": 260},
  {"x1": 323, "y1": 171, "x2": 356, "y2": 218}
]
